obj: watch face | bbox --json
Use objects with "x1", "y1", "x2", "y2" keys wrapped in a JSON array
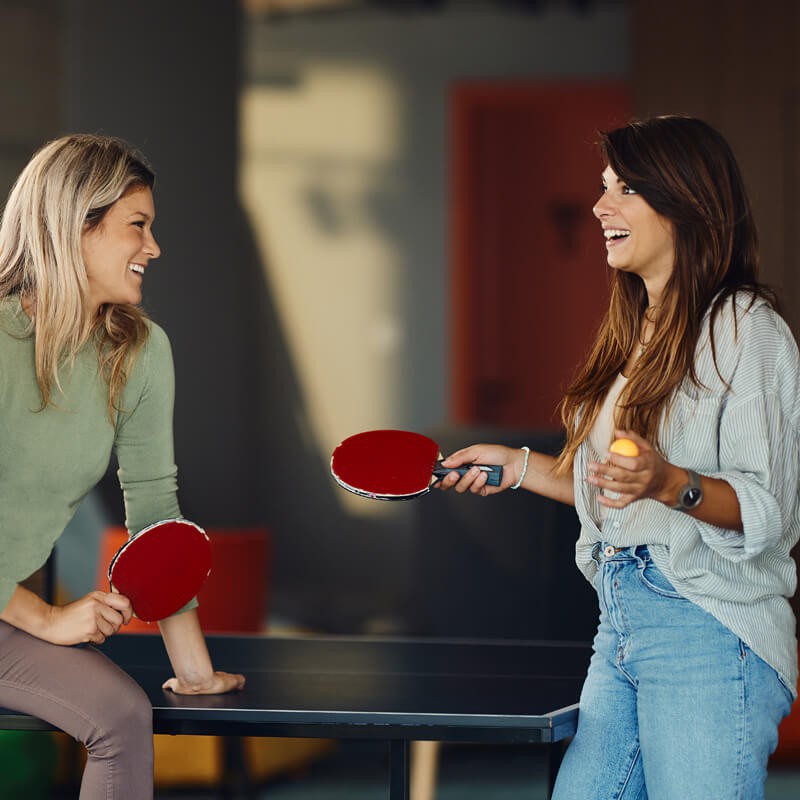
[{"x1": 683, "y1": 487, "x2": 703, "y2": 508}]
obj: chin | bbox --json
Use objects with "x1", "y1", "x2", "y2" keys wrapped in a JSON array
[
  {"x1": 607, "y1": 259, "x2": 634, "y2": 274},
  {"x1": 107, "y1": 294, "x2": 142, "y2": 308}
]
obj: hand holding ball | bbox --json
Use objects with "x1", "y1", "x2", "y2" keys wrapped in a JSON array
[
  {"x1": 598, "y1": 438, "x2": 639, "y2": 501},
  {"x1": 609, "y1": 438, "x2": 640, "y2": 457}
]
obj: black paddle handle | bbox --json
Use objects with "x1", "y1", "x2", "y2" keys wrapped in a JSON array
[{"x1": 432, "y1": 461, "x2": 503, "y2": 487}]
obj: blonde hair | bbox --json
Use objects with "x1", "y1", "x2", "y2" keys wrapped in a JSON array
[{"x1": 0, "y1": 134, "x2": 154, "y2": 417}]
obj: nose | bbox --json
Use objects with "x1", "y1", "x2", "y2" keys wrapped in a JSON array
[
  {"x1": 593, "y1": 193, "x2": 612, "y2": 220},
  {"x1": 143, "y1": 230, "x2": 161, "y2": 260}
]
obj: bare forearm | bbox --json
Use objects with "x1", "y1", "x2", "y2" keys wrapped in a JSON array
[
  {"x1": 1, "y1": 584, "x2": 132, "y2": 645},
  {"x1": 0, "y1": 584, "x2": 51, "y2": 638},
  {"x1": 658, "y1": 466, "x2": 742, "y2": 532},
  {"x1": 438, "y1": 444, "x2": 574, "y2": 504},
  {"x1": 158, "y1": 609, "x2": 215, "y2": 689},
  {"x1": 518, "y1": 450, "x2": 575, "y2": 506},
  {"x1": 158, "y1": 609, "x2": 246, "y2": 695}
]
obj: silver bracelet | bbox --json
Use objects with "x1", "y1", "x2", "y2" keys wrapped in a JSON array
[{"x1": 511, "y1": 446, "x2": 530, "y2": 490}]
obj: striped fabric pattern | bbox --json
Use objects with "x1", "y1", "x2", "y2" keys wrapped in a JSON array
[{"x1": 573, "y1": 293, "x2": 800, "y2": 695}]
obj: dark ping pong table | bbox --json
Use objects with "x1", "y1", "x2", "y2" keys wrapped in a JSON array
[{"x1": 0, "y1": 634, "x2": 591, "y2": 799}]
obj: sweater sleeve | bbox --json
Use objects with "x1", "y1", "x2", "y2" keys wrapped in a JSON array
[{"x1": 114, "y1": 321, "x2": 182, "y2": 533}]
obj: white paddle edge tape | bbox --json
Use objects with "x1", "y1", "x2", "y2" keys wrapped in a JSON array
[{"x1": 330, "y1": 469, "x2": 430, "y2": 502}]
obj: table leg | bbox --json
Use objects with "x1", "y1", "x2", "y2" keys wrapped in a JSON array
[
  {"x1": 546, "y1": 740, "x2": 568, "y2": 799},
  {"x1": 221, "y1": 735, "x2": 255, "y2": 799},
  {"x1": 389, "y1": 739, "x2": 410, "y2": 800},
  {"x1": 410, "y1": 740, "x2": 440, "y2": 800}
]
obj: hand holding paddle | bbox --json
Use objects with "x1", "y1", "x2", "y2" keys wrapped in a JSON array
[
  {"x1": 44, "y1": 591, "x2": 133, "y2": 646},
  {"x1": 438, "y1": 443, "x2": 526, "y2": 495}
]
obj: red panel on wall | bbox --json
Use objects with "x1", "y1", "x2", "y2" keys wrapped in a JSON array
[{"x1": 451, "y1": 82, "x2": 631, "y2": 429}]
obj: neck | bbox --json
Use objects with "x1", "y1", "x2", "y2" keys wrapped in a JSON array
[
  {"x1": 639, "y1": 293, "x2": 663, "y2": 351},
  {"x1": 645, "y1": 291, "x2": 663, "y2": 310},
  {"x1": 643, "y1": 274, "x2": 669, "y2": 310}
]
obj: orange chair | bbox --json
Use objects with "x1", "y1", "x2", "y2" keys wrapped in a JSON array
[{"x1": 194, "y1": 528, "x2": 271, "y2": 633}]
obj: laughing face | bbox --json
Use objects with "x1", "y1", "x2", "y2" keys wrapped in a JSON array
[
  {"x1": 81, "y1": 185, "x2": 160, "y2": 312},
  {"x1": 593, "y1": 166, "x2": 675, "y2": 288}
]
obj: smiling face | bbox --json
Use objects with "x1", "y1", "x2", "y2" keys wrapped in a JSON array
[
  {"x1": 81, "y1": 185, "x2": 160, "y2": 313},
  {"x1": 593, "y1": 166, "x2": 675, "y2": 292}
]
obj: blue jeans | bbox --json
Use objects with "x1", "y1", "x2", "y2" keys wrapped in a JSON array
[{"x1": 552, "y1": 545, "x2": 793, "y2": 800}]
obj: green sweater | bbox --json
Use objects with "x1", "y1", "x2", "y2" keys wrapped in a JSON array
[{"x1": 0, "y1": 295, "x2": 182, "y2": 613}]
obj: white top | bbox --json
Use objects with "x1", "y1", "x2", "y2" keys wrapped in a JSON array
[
  {"x1": 572, "y1": 293, "x2": 800, "y2": 695},
  {"x1": 589, "y1": 372, "x2": 628, "y2": 520},
  {"x1": 588, "y1": 372, "x2": 628, "y2": 456}
]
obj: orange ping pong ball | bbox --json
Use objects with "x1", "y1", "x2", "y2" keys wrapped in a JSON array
[{"x1": 609, "y1": 438, "x2": 640, "y2": 457}]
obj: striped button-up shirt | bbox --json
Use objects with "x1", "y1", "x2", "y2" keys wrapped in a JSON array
[{"x1": 574, "y1": 293, "x2": 800, "y2": 694}]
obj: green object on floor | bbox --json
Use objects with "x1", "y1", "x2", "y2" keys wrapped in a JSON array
[{"x1": 0, "y1": 730, "x2": 57, "y2": 799}]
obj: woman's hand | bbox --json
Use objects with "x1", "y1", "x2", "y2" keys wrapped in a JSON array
[
  {"x1": 158, "y1": 609, "x2": 245, "y2": 695},
  {"x1": 587, "y1": 429, "x2": 684, "y2": 509},
  {"x1": 162, "y1": 670, "x2": 246, "y2": 695},
  {"x1": 44, "y1": 591, "x2": 133, "y2": 646},
  {"x1": 436, "y1": 444, "x2": 526, "y2": 496}
]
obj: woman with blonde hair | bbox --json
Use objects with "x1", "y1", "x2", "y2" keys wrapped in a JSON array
[
  {"x1": 439, "y1": 116, "x2": 799, "y2": 798},
  {"x1": 0, "y1": 134, "x2": 244, "y2": 799}
]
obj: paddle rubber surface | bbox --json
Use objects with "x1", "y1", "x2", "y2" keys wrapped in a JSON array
[
  {"x1": 331, "y1": 429, "x2": 441, "y2": 500},
  {"x1": 108, "y1": 519, "x2": 212, "y2": 622}
]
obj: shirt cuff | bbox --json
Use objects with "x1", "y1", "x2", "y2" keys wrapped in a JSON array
[{"x1": 704, "y1": 471, "x2": 781, "y2": 559}]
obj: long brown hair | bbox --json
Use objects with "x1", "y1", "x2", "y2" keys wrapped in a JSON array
[
  {"x1": 556, "y1": 115, "x2": 777, "y2": 471},
  {"x1": 0, "y1": 134, "x2": 154, "y2": 418}
]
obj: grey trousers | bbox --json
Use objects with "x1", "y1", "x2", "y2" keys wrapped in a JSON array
[{"x1": 0, "y1": 620, "x2": 154, "y2": 799}]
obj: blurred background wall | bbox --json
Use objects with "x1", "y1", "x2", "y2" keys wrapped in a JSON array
[{"x1": 1, "y1": 0, "x2": 798, "y2": 636}]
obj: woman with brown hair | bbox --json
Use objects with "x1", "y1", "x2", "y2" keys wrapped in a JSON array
[
  {"x1": 0, "y1": 134, "x2": 244, "y2": 799},
  {"x1": 439, "y1": 116, "x2": 799, "y2": 798}
]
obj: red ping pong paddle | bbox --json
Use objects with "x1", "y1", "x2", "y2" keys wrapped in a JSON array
[
  {"x1": 107, "y1": 519, "x2": 212, "y2": 622},
  {"x1": 330, "y1": 429, "x2": 503, "y2": 501}
]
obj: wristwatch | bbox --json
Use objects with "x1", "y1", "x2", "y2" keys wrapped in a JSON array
[{"x1": 672, "y1": 469, "x2": 703, "y2": 512}]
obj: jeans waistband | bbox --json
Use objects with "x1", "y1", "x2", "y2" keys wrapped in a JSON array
[{"x1": 592, "y1": 543, "x2": 650, "y2": 563}]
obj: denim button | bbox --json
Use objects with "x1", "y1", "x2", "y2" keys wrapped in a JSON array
[{"x1": 604, "y1": 545, "x2": 617, "y2": 557}]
